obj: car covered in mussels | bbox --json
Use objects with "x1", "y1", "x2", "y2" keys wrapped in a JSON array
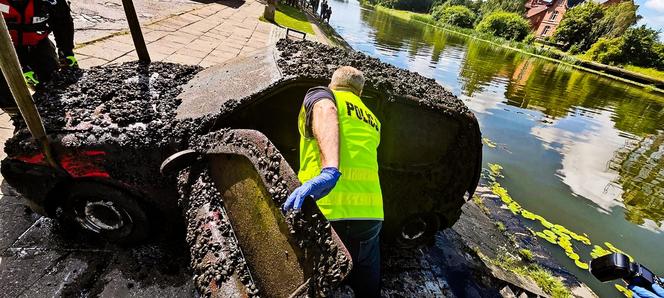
[{"x1": 2, "y1": 39, "x2": 481, "y2": 253}]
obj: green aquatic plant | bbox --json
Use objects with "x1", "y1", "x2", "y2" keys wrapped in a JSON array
[
  {"x1": 516, "y1": 265, "x2": 573, "y2": 298},
  {"x1": 482, "y1": 137, "x2": 497, "y2": 148},
  {"x1": 519, "y1": 248, "x2": 534, "y2": 262},
  {"x1": 496, "y1": 221, "x2": 507, "y2": 232},
  {"x1": 472, "y1": 194, "x2": 490, "y2": 213},
  {"x1": 486, "y1": 251, "x2": 572, "y2": 297},
  {"x1": 486, "y1": 163, "x2": 631, "y2": 273}
]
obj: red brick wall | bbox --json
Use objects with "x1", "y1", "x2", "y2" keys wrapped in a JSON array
[
  {"x1": 534, "y1": 0, "x2": 567, "y2": 37},
  {"x1": 527, "y1": 0, "x2": 625, "y2": 37}
]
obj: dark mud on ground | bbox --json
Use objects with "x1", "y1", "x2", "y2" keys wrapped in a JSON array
[{"x1": 0, "y1": 210, "x2": 195, "y2": 297}]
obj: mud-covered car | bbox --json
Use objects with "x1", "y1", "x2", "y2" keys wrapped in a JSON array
[{"x1": 1, "y1": 40, "x2": 482, "y2": 247}]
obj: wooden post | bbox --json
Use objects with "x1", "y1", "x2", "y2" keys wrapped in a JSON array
[
  {"x1": 122, "y1": 0, "x2": 151, "y2": 63},
  {"x1": 264, "y1": 0, "x2": 277, "y2": 22},
  {"x1": 0, "y1": 17, "x2": 58, "y2": 168}
]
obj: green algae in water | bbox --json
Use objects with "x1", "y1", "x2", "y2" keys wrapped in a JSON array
[
  {"x1": 485, "y1": 163, "x2": 632, "y2": 274},
  {"x1": 487, "y1": 163, "x2": 504, "y2": 179},
  {"x1": 483, "y1": 137, "x2": 497, "y2": 148}
]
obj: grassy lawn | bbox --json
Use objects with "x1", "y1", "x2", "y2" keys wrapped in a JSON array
[
  {"x1": 374, "y1": 5, "x2": 433, "y2": 23},
  {"x1": 624, "y1": 65, "x2": 664, "y2": 81},
  {"x1": 260, "y1": 4, "x2": 315, "y2": 35}
]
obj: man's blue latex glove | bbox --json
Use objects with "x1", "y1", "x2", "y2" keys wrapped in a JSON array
[
  {"x1": 283, "y1": 167, "x2": 341, "y2": 211},
  {"x1": 629, "y1": 278, "x2": 664, "y2": 298}
]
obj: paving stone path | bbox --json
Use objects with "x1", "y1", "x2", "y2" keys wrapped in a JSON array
[{"x1": 75, "y1": 0, "x2": 277, "y2": 68}]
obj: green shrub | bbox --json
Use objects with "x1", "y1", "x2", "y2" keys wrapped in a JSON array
[
  {"x1": 433, "y1": 5, "x2": 476, "y2": 28},
  {"x1": 585, "y1": 37, "x2": 623, "y2": 65},
  {"x1": 567, "y1": 44, "x2": 580, "y2": 55},
  {"x1": 431, "y1": 5, "x2": 445, "y2": 20},
  {"x1": 523, "y1": 33, "x2": 535, "y2": 45},
  {"x1": 476, "y1": 11, "x2": 531, "y2": 41},
  {"x1": 654, "y1": 43, "x2": 664, "y2": 70},
  {"x1": 585, "y1": 26, "x2": 664, "y2": 70},
  {"x1": 411, "y1": 13, "x2": 435, "y2": 24}
]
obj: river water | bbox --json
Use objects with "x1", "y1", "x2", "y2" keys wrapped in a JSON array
[{"x1": 325, "y1": 0, "x2": 664, "y2": 296}]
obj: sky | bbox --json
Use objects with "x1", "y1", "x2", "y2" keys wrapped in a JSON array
[{"x1": 636, "y1": 0, "x2": 664, "y2": 33}]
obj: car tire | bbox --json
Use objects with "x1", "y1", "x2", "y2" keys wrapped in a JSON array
[{"x1": 59, "y1": 181, "x2": 150, "y2": 244}]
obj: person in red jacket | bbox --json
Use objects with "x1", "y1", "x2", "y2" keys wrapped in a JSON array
[{"x1": 0, "y1": 0, "x2": 76, "y2": 114}]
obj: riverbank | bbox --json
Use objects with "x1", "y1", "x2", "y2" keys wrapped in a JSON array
[
  {"x1": 302, "y1": 10, "x2": 353, "y2": 49},
  {"x1": 468, "y1": 184, "x2": 598, "y2": 297},
  {"x1": 365, "y1": 4, "x2": 664, "y2": 94}
]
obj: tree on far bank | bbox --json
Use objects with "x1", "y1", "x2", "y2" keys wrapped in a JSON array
[
  {"x1": 432, "y1": 5, "x2": 476, "y2": 28},
  {"x1": 476, "y1": 11, "x2": 530, "y2": 41},
  {"x1": 591, "y1": 0, "x2": 640, "y2": 42},
  {"x1": 479, "y1": 0, "x2": 526, "y2": 17},
  {"x1": 437, "y1": 0, "x2": 480, "y2": 12},
  {"x1": 621, "y1": 26, "x2": 662, "y2": 69},
  {"x1": 585, "y1": 25, "x2": 664, "y2": 70},
  {"x1": 553, "y1": 1, "x2": 604, "y2": 51}
]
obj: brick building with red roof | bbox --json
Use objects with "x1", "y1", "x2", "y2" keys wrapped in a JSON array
[{"x1": 525, "y1": 0, "x2": 625, "y2": 38}]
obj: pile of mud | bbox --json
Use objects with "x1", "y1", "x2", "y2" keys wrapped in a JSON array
[
  {"x1": 5, "y1": 62, "x2": 201, "y2": 155},
  {"x1": 276, "y1": 39, "x2": 472, "y2": 119}
]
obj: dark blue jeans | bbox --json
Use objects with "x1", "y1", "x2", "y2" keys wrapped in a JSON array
[{"x1": 331, "y1": 220, "x2": 382, "y2": 298}]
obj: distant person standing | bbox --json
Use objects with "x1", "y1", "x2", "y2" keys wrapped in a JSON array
[
  {"x1": 312, "y1": 0, "x2": 319, "y2": 15},
  {"x1": 325, "y1": 6, "x2": 332, "y2": 22},
  {"x1": 320, "y1": 0, "x2": 327, "y2": 17}
]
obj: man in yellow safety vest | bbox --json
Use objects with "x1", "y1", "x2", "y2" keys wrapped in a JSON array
[{"x1": 283, "y1": 66, "x2": 383, "y2": 297}]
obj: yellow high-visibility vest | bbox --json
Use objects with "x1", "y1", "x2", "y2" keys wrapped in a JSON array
[{"x1": 297, "y1": 89, "x2": 384, "y2": 221}]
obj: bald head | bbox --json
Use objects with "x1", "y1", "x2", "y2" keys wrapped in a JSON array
[{"x1": 329, "y1": 66, "x2": 365, "y2": 96}]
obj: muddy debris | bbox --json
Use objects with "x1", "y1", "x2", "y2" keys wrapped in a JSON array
[
  {"x1": 177, "y1": 129, "x2": 352, "y2": 297},
  {"x1": 5, "y1": 61, "x2": 202, "y2": 155},
  {"x1": 177, "y1": 166, "x2": 257, "y2": 297},
  {"x1": 275, "y1": 39, "x2": 472, "y2": 119}
]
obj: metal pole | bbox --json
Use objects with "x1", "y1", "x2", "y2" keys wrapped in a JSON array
[
  {"x1": 122, "y1": 0, "x2": 150, "y2": 62},
  {"x1": 0, "y1": 17, "x2": 58, "y2": 168}
]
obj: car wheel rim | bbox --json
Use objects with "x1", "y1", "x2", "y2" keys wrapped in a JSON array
[{"x1": 77, "y1": 200, "x2": 129, "y2": 233}]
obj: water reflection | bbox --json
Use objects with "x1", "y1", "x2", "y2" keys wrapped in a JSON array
[
  {"x1": 349, "y1": 3, "x2": 664, "y2": 230},
  {"x1": 612, "y1": 133, "x2": 664, "y2": 232},
  {"x1": 531, "y1": 110, "x2": 625, "y2": 213}
]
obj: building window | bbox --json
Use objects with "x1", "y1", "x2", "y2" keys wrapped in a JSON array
[
  {"x1": 542, "y1": 25, "x2": 551, "y2": 35},
  {"x1": 549, "y1": 11, "x2": 559, "y2": 21}
]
